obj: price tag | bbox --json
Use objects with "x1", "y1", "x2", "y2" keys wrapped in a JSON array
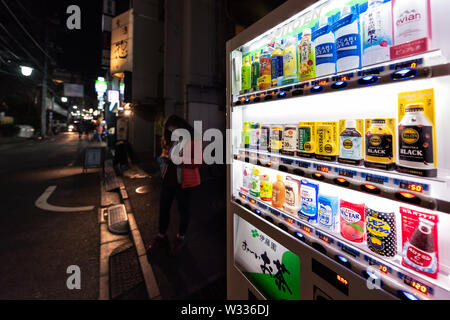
[
  {"x1": 361, "y1": 173, "x2": 388, "y2": 185},
  {"x1": 257, "y1": 202, "x2": 268, "y2": 210},
  {"x1": 332, "y1": 73, "x2": 353, "y2": 82},
  {"x1": 397, "y1": 272, "x2": 434, "y2": 295},
  {"x1": 312, "y1": 78, "x2": 329, "y2": 86},
  {"x1": 315, "y1": 164, "x2": 331, "y2": 174},
  {"x1": 389, "y1": 58, "x2": 423, "y2": 70},
  {"x1": 335, "y1": 168, "x2": 357, "y2": 179},
  {"x1": 364, "y1": 255, "x2": 392, "y2": 274},
  {"x1": 281, "y1": 157, "x2": 294, "y2": 165},
  {"x1": 358, "y1": 66, "x2": 384, "y2": 76},
  {"x1": 315, "y1": 230, "x2": 334, "y2": 244},
  {"x1": 282, "y1": 214, "x2": 295, "y2": 225},
  {"x1": 269, "y1": 207, "x2": 281, "y2": 217},
  {"x1": 297, "y1": 221, "x2": 313, "y2": 234},
  {"x1": 394, "y1": 179, "x2": 429, "y2": 194},
  {"x1": 296, "y1": 160, "x2": 311, "y2": 169},
  {"x1": 337, "y1": 241, "x2": 360, "y2": 257}
]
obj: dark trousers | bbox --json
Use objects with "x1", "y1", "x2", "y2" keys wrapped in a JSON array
[{"x1": 159, "y1": 182, "x2": 195, "y2": 236}]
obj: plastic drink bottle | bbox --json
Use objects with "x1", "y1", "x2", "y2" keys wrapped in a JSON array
[
  {"x1": 313, "y1": 16, "x2": 336, "y2": 77},
  {"x1": 250, "y1": 122, "x2": 261, "y2": 150},
  {"x1": 398, "y1": 104, "x2": 434, "y2": 170},
  {"x1": 272, "y1": 175, "x2": 285, "y2": 208},
  {"x1": 339, "y1": 119, "x2": 363, "y2": 165},
  {"x1": 259, "y1": 47, "x2": 272, "y2": 90},
  {"x1": 241, "y1": 55, "x2": 251, "y2": 91},
  {"x1": 298, "y1": 28, "x2": 316, "y2": 80},
  {"x1": 260, "y1": 174, "x2": 272, "y2": 202},
  {"x1": 361, "y1": 0, "x2": 392, "y2": 66},
  {"x1": 251, "y1": 52, "x2": 260, "y2": 91},
  {"x1": 365, "y1": 119, "x2": 394, "y2": 166},
  {"x1": 270, "y1": 42, "x2": 284, "y2": 87},
  {"x1": 242, "y1": 121, "x2": 250, "y2": 148},
  {"x1": 250, "y1": 167, "x2": 261, "y2": 198},
  {"x1": 334, "y1": 5, "x2": 362, "y2": 72},
  {"x1": 393, "y1": 0, "x2": 431, "y2": 46},
  {"x1": 283, "y1": 35, "x2": 298, "y2": 84}
]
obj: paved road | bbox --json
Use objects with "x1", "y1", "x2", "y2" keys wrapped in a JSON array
[{"x1": 0, "y1": 133, "x2": 101, "y2": 299}]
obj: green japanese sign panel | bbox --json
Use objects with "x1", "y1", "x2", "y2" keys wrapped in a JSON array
[{"x1": 234, "y1": 215, "x2": 300, "y2": 300}]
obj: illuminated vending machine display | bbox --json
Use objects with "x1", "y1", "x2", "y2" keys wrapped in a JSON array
[{"x1": 226, "y1": 0, "x2": 450, "y2": 300}]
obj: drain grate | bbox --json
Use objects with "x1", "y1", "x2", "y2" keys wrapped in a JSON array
[
  {"x1": 109, "y1": 246, "x2": 148, "y2": 300},
  {"x1": 107, "y1": 204, "x2": 129, "y2": 234}
]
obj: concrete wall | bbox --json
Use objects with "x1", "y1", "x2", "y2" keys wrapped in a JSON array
[
  {"x1": 164, "y1": 0, "x2": 228, "y2": 133},
  {"x1": 128, "y1": 0, "x2": 164, "y2": 156},
  {"x1": 125, "y1": 0, "x2": 232, "y2": 159},
  {"x1": 132, "y1": 0, "x2": 164, "y2": 103}
]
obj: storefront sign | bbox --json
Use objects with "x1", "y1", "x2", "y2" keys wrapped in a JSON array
[
  {"x1": 110, "y1": 9, "x2": 133, "y2": 74},
  {"x1": 64, "y1": 83, "x2": 84, "y2": 98}
]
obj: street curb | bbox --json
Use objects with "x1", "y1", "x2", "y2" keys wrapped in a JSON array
[
  {"x1": 116, "y1": 176, "x2": 161, "y2": 300},
  {"x1": 99, "y1": 182, "x2": 132, "y2": 300}
]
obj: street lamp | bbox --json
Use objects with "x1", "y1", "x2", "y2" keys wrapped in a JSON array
[
  {"x1": 20, "y1": 66, "x2": 33, "y2": 76},
  {"x1": 61, "y1": 97, "x2": 68, "y2": 103},
  {"x1": 73, "y1": 106, "x2": 77, "y2": 109}
]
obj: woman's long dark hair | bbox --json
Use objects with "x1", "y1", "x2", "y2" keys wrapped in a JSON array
[{"x1": 162, "y1": 114, "x2": 194, "y2": 149}]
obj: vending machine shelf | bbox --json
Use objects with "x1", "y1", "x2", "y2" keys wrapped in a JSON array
[
  {"x1": 232, "y1": 193, "x2": 450, "y2": 299},
  {"x1": 233, "y1": 151, "x2": 450, "y2": 214},
  {"x1": 233, "y1": 50, "x2": 449, "y2": 107}
]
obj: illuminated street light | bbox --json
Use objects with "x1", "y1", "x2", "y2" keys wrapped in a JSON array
[
  {"x1": 124, "y1": 109, "x2": 131, "y2": 116},
  {"x1": 20, "y1": 66, "x2": 33, "y2": 76},
  {"x1": 73, "y1": 106, "x2": 77, "y2": 109},
  {"x1": 61, "y1": 97, "x2": 68, "y2": 103}
]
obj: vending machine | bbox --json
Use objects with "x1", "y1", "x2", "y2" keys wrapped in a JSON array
[{"x1": 226, "y1": 0, "x2": 450, "y2": 300}]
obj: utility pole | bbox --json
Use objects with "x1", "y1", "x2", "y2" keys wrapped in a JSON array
[
  {"x1": 41, "y1": 5, "x2": 48, "y2": 139},
  {"x1": 41, "y1": 57, "x2": 47, "y2": 138}
]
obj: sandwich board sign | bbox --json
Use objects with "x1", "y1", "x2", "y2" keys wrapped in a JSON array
[{"x1": 83, "y1": 147, "x2": 104, "y2": 172}]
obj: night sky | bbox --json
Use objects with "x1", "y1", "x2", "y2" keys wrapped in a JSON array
[
  {"x1": 0, "y1": 0, "x2": 287, "y2": 112},
  {"x1": 50, "y1": 0, "x2": 103, "y2": 79}
]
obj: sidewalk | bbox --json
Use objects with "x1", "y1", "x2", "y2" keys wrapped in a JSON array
[{"x1": 119, "y1": 157, "x2": 227, "y2": 299}]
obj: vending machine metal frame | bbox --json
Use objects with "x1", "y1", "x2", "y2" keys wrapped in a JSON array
[{"x1": 227, "y1": 0, "x2": 450, "y2": 300}]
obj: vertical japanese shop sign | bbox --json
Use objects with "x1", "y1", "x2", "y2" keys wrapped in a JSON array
[{"x1": 111, "y1": 9, "x2": 133, "y2": 74}]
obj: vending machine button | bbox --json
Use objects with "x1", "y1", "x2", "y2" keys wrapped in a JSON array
[
  {"x1": 362, "y1": 270, "x2": 384, "y2": 289},
  {"x1": 397, "y1": 290, "x2": 419, "y2": 301},
  {"x1": 335, "y1": 255, "x2": 352, "y2": 270},
  {"x1": 331, "y1": 81, "x2": 348, "y2": 90},
  {"x1": 277, "y1": 92, "x2": 287, "y2": 99},
  {"x1": 310, "y1": 85, "x2": 324, "y2": 94},
  {"x1": 395, "y1": 192, "x2": 421, "y2": 206},
  {"x1": 334, "y1": 178, "x2": 350, "y2": 187},
  {"x1": 391, "y1": 68, "x2": 417, "y2": 81},
  {"x1": 361, "y1": 184, "x2": 381, "y2": 195},
  {"x1": 294, "y1": 231, "x2": 306, "y2": 242},
  {"x1": 357, "y1": 75, "x2": 379, "y2": 86}
]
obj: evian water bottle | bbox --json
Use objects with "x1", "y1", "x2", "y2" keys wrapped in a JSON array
[{"x1": 391, "y1": 0, "x2": 431, "y2": 58}]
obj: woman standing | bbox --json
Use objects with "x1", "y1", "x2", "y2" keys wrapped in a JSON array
[{"x1": 147, "y1": 115, "x2": 202, "y2": 256}]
